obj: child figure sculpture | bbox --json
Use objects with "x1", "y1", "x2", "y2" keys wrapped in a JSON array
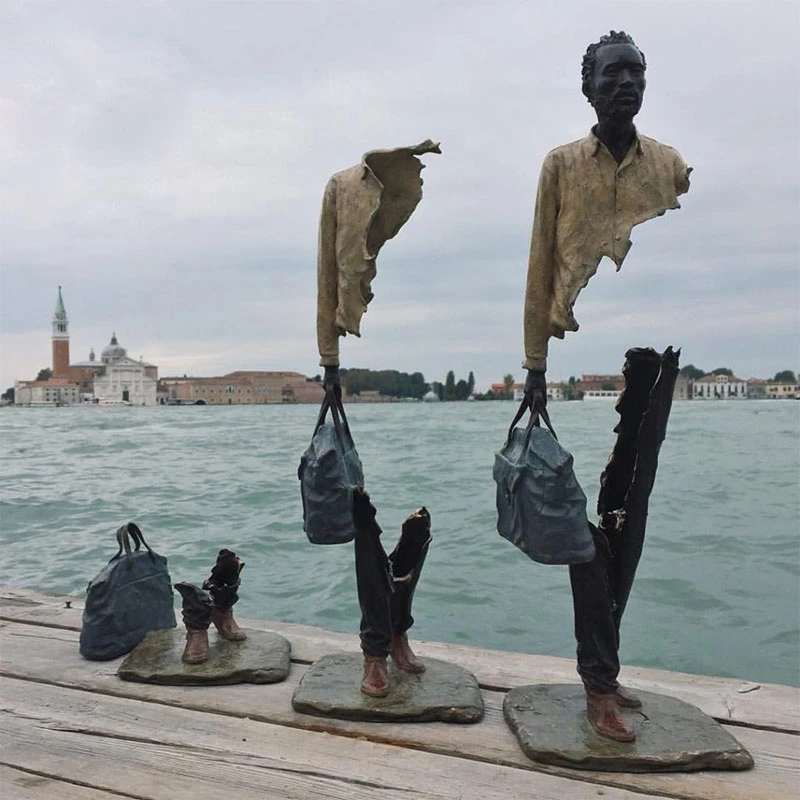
[{"x1": 175, "y1": 548, "x2": 247, "y2": 665}]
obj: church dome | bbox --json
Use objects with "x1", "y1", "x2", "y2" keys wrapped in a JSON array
[{"x1": 101, "y1": 333, "x2": 127, "y2": 363}]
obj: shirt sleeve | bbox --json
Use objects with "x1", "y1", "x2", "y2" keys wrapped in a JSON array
[
  {"x1": 675, "y1": 151, "x2": 692, "y2": 197},
  {"x1": 523, "y1": 155, "x2": 559, "y2": 371},
  {"x1": 317, "y1": 177, "x2": 340, "y2": 367}
]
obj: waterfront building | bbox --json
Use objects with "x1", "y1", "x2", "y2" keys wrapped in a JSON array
[
  {"x1": 91, "y1": 334, "x2": 158, "y2": 405},
  {"x1": 673, "y1": 375, "x2": 692, "y2": 400},
  {"x1": 764, "y1": 381, "x2": 799, "y2": 399},
  {"x1": 746, "y1": 378, "x2": 767, "y2": 399},
  {"x1": 579, "y1": 373, "x2": 625, "y2": 391},
  {"x1": 692, "y1": 373, "x2": 748, "y2": 399},
  {"x1": 348, "y1": 389, "x2": 392, "y2": 403},
  {"x1": 14, "y1": 289, "x2": 159, "y2": 406},
  {"x1": 14, "y1": 378, "x2": 80, "y2": 407},
  {"x1": 51, "y1": 286, "x2": 70, "y2": 378},
  {"x1": 490, "y1": 382, "x2": 524, "y2": 398},
  {"x1": 159, "y1": 371, "x2": 324, "y2": 405},
  {"x1": 583, "y1": 389, "x2": 621, "y2": 400},
  {"x1": 546, "y1": 382, "x2": 566, "y2": 401}
]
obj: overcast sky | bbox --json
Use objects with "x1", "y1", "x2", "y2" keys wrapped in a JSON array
[{"x1": 2, "y1": 0, "x2": 798, "y2": 391}]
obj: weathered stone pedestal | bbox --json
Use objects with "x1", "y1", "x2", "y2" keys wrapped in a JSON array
[
  {"x1": 292, "y1": 652, "x2": 484, "y2": 723},
  {"x1": 118, "y1": 628, "x2": 291, "y2": 686},
  {"x1": 503, "y1": 684, "x2": 754, "y2": 772}
]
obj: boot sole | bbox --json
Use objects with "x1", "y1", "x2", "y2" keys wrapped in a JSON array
[
  {"x1": 615, "y1": 697, "x2": 642, "y2": 709},
  {"x1": 391, "y1": 659, "x2": 425, "y2": 673},
  {"x1": 360, "y1": 685, "x2": 390, "y2": 698},
  {"x1": 589, "y1": 721, "x2": 636, "y2": 743}
]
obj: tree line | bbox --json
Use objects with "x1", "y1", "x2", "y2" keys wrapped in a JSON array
[
  {"x1": 326, "y1": 368, "x2": 429, "y2": 399},
  {"x1": 314, "y1": 368, "x2": 478, "y2": 400},
  {"x1": 429, "y1": 371, "x2": 475, "y2": 401}
]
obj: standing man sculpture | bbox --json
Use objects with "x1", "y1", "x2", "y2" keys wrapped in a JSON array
[{"x1": 522, "y1": 32, "x2": 691, "y2": 742}]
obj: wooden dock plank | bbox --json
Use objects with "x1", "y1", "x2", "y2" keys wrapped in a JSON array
[
  {"x1": 1, "y1": 619, "x2": 797, "y2": 800},
  {"x1": 0, "y1": 677, "x2": 653, "y2": 800},
  {"x1": 0, "y1": 765, "x2": 131, "y2": 800},
  {"x1": 1, "y1": 587, "x2": 796, "y2": 734}
]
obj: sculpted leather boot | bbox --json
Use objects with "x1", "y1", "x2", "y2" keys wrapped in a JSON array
[
  {"x1": 615, "y1": 685, "x2": 643, "y2": 709},
  {"x1": 388, "y1": 507, "x2": 431, "y2": 674},
  {"x1": 361, "y1": 653, "x2": 390, "y2": 698},
  {"x1": 211, "y1": 607, "x2": 247, "y2": 641},
  {"x1": 585, "y1": 682, "x2": 636, "y2": 742},
  {"x1": 390, "y1": 630, "x2": 425, "y2": 673},
  {"x1": 174, "y1": 582, "x2": 213, "y2": 665},
  {"x1": 182, "y1": 628, "x2": 209, "y2": 664},
  {"x1": 204, "y1": 549, "x2": 247, "y2": 642}
]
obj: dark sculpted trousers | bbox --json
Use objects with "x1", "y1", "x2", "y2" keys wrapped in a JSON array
[
  {"x1": 569, "y1": 347, "x2": 680, "y2": 692},
  {"x1": 353, "y1": 491, "x2": 431, "y2": 657}
]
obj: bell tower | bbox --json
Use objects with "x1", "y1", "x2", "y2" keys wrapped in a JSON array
[{"x1": 52, "y1": 286, "x2": 70, "y2": 378}]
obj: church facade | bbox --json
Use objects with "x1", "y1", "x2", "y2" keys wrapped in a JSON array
[{"x1": 14, "y1": 288, "x2": 158, "y2": 406}]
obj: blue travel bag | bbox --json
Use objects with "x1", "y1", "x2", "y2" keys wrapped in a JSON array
[
  {"x1": 298, "y1": 389, "x2": 364, "y2": 544},
  {"x1": 494, "y1": 401, "x2": 595, "y2": 565},
  {"x1": 79, "y1": 522, "x2": 176, "y2": 660}
]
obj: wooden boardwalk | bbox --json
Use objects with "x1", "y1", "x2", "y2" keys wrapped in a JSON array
[{"x1": 0, "y1": 588, "x2": 797, "y2": 800}]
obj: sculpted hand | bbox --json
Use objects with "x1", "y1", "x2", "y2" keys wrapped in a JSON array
[
  {"x1": 323, "y1": 365, "x2": 342, "y2": 402},
  {"x1": 524, "y1": 369, "x2": 547, "y2": 410}
]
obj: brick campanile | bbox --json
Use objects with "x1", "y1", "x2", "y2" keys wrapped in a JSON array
[{"x1": 52, "y1": 286, "x2": 70, "y2": 377}]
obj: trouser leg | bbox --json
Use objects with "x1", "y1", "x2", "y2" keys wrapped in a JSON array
[
  {"x1": 570, "y1": 346, "x2": 679, "y2": 691},
  {"x1": 353, "y1": 491, "x2": 393, "y2": 657},
  {"x1": 174, "y1": 582, "x2": 213, "y2": 630},
  {"x1": 202, "y1": 548, "x2": 245, "y2": 611},
  {"x1": 599, "y1": 346, "x2": 680, "y2": 628},
  {"x1": 174, "y1": 582, "x2": 212, "y2": 664},
  {"x1": 388, "y1": 507, "x2": 432, "y2": 634},
  {"x1": 203, "y1": 549, "x2": 247, "y2": 641},
  {"x1": 569, "y1": 524, "x2": 620, "y2": 692}
]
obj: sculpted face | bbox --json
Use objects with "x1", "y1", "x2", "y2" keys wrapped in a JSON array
[{"x1": 590, "y1": 43, "x2": 646, "y2": 121}]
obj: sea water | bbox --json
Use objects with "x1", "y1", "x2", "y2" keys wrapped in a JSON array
[{"x1": 1, "y1": 400, "x2": 797, "y2": 687}]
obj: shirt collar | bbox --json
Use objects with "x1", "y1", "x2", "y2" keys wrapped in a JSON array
[{"x1": 587, "y1": 126, "x2": 643, "y2": 159}]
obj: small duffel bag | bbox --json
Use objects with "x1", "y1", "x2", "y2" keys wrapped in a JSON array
[
  {"x1": 79, "y1": 522, "x2": 176, "y2": 660},
  {"x1": 298, "y1": 389, "x2": 364, "y2": 545},
  {"x1": 493, "y1": 400, "x2": 595, "y2": 565}
]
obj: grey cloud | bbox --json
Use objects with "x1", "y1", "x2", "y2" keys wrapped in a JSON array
[{"x1": 1, "y1": 0, "x2": 798, "y2": 391}]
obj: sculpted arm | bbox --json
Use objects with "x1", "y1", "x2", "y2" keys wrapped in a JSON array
[
  {"x1": 523, "y1": 157, "x2": 559, "y2": 404},
  {"x1": 317, "y1": 178, "x2": 340, "y2": 371}
]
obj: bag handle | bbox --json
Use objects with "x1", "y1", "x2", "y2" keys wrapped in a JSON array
[
  {"x1": 313, "y1": 388, "x2": 356, "y2": 448},
  {"x1": 113, "y1": 522, "x2": 156, "y2": 567},
  {"x1": 506, "y1": 396, "x2": 558, "y2": 444}
]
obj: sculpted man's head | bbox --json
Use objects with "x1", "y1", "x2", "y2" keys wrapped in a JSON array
[{"x1": 582, "y1": 31, "x2": 647, "y2": 122}]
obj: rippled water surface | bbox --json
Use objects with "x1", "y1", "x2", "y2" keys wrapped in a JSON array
[{"x1": 1, "y1": 401, "x2": 798, "y2": 686}]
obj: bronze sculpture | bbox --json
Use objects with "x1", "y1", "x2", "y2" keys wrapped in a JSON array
[
  {"x1": 175, "y1": 548, "x2": 247, "y2": 664},
  {"x1": 354, "y1": 489, "x2": 431, "y2": 696},
  {"x1": 522, "y1": 31, "x2": 690, "y2": 742},
  {"x1": 314, "y1": 142, "x2": 440, "y2": 697},
  {"x1": 316, "y1": 140, "x2": 441, "y2": 397}
]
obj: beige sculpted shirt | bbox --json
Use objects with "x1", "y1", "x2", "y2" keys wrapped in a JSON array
[
  {"x1": 317, "y1": 140, "x2": 441, "y2": 367},
  {"x1": 524, "y1": 129, "x2": 691, "y2": 371}
]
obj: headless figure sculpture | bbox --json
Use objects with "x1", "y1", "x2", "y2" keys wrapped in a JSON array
[{"x1": 314, "y1": 143, "x2": 440, "y2": 697}]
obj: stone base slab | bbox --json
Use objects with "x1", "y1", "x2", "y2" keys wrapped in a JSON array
[
  {"x1": 503, "y1": 683, "x2": 754, "y2": 772},
  {"x1": 118, "y1": 628, "x2": 291, "y2": 686},
  {"x1": 292, "y1": 652, "x2": 484, "y2": 723}
]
